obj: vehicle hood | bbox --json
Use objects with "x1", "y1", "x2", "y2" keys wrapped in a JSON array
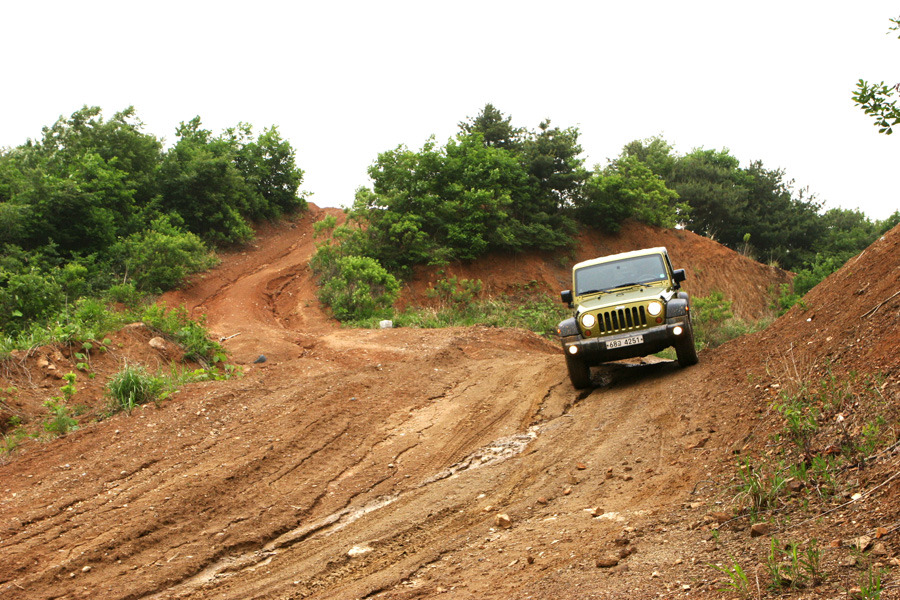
[{"x1": 576, "y1": 287, "x2": 671, "y2": 312}]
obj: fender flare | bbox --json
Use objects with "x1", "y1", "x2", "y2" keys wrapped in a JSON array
[{"x1": 557, "y1": 317, "x2": 580, "y2": 338}]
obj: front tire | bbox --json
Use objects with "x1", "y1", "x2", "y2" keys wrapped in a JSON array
[
  {"x1": 566, "y1": 353, "x2": 592, "y2": 389},
  {"x1": 675, "y1": 318, "x2": 699, "y2": 367}
]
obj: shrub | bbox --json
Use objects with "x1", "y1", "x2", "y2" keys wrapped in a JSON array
[
  {"x1": 691, "y1": 290, "x2": 765, "y2": 349},
  {"x1": 107, "y1": 365, "x2": 166, "y2": 413},
  {"x1": 114, "y1": 215, "x2": 218, "y2": 293},
  {"x1": 317, "y1": 255, "x2": 400, "y2": 321},
  {"x1": 43, "y1": 373, "x2": 79, "y2": 436},
  {"x1": 0, "y1": 270, "x2": 65, "y2": 334},
  {"x1": 105, "y1": 282, "x2": 144, "y2": 307},
  {"x1": 140, "y1": 304, "x2": 227, "y2": 366}
]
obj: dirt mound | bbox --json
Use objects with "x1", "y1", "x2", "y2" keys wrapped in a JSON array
[
  {"x1": 401, "y1": 221, "x2": 791, "y2": 320},
  {"x1": 0, "y1": 324, "x2": 196, "y2": 435},
  {"x1": 0, "y1": 212, "x2": 896, "y2": 600}
]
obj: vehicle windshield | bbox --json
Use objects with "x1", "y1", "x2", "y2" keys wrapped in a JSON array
[{"x1": 574, "y1": 254, "x2": 668, "y2": 296}]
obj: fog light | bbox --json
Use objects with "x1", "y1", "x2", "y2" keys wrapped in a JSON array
[
  {"x1": 568, "y1": 345, "x2": 579, "y2": 355},
  {"x1": 673, "y1": 325, "x2": 684, "y2": 336}
]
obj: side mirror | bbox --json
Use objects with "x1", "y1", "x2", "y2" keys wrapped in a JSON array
[
  {"x1": 673, "y1": 269, "x2": 686, "y2": 286},
  {"x1": 560, "y1": 290, "x2": 573, "y2": 306}
]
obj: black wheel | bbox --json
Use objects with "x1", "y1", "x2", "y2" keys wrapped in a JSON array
[
  {"x1": 675, "y1": 317, "x2": 699, "y2": 367},
  {"x1": 565, "y1": 353, "x2": 592, "y2": 389}
]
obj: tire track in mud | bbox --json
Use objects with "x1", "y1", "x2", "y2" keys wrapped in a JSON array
[{"x1": 121, "y1": 354, "x2": 566, "y2": 599}]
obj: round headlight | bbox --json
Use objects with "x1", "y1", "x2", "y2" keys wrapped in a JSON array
[
  {"x1": 647, "y1": 301, "x2": 663, "y2": 316},
  {"x1": 581, "y1": 313, "x2": 596, "y2": 328}
]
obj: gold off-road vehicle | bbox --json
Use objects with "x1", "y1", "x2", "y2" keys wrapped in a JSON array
[{"x1": 557, "y1": 247, "x2": 698, "y2": 389}]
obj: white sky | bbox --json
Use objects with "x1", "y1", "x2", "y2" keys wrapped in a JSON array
[{"x1": 3, "y1": 1, "x2": 899, "y2": 220}]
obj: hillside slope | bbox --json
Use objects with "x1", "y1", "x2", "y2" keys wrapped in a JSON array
[
  {"x1": 0, "y1": 209, "x2": 895, "y2": 600},
  {"x1": 401, "y1": 221, "x2": 791, "y2": 321}
]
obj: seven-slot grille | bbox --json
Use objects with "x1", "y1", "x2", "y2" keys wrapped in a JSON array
[{"x1": 592, "y1": 305, "x2": 649, "y2": 334}]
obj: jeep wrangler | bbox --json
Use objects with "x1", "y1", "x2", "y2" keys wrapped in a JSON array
[{"x1": 557, "y1": 247, "x2": 698, "y2": 389}]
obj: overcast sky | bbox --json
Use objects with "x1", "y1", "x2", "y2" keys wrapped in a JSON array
[{"x1": 3, "y1": 1, "x2": 898, "y2": 220}]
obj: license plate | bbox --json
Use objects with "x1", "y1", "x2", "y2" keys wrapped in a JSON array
[{"x1": 606, "y1": 335, "x2": 643, "y2": 349}]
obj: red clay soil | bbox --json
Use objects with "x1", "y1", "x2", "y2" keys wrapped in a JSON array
[
  {"x1": 0, "y1": 207, "x2": 897, "y2": 600},
  {"x1": 400, "y1": 222, "x2": 791, "y2": 321}
]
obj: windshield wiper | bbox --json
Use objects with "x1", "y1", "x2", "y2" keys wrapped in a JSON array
[{"x1": 607, "y1": 282, "x2": 644, "y2": 291}]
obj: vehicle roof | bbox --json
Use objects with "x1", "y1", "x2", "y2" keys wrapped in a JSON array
[{"x1": 572, "y1": 247, "x2": 669, "y2": 271}]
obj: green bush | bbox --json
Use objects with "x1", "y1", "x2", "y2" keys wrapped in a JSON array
[
  {"x1": 775, "y1": 253, "x2": 844, "y2": 314},
  {"x1": 691, "y1": 290, "x2": 763, "y2": 349},
  {"x1": 105, "y1": 282, "x2": 144, "y2": 307},
  {"x1": 43, "y1": 373, "x2": 79, "y2": 436},
  {"x1": 0, "y1": 270, "x2": 65, "y2": 334},
  {"x1": 317, "y1": 255, "x2": 400, "y2": 321},
  {"x1": 114, "y1": 215, "x2": 218, "y2": 293},
  {"x1": 139, "y1": 304, "x2": 226, "y2": 366}
]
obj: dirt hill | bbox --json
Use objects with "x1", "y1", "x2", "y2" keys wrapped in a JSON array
[
  {"x1": 0, "y1": 207, "x2": 896, "y2": 600},
  {"x1": 400, "y1": 221, "x2": 790, "y2": 321}
]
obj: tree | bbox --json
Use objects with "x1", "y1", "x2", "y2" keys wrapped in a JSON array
[
  {"x1": 156, "y1": 118, "x2": 255, "y2": 244},
  {"x1": 576, "y1": 156, "x2": 684, "y2": 232},
  {"x1": 0, "y1": 106, "x2": 162, "y2": 254},
  {"x1": 662, "y1": 147, "x2": 751, "y2": 244},
  {"x1": 458, "y1": 103, "x2": 524, "y2": 150},
  {"x1": 519, "y1": 121, "x2": 587, "y2": 213},
  {"x1": 620, "y1": 136, "x2": 677, "y2": 180},
  {"x1": 227, "y1": 123, "x2": 307, "y2": 219},
  {"x1": 853, "y1": 16, "x2": 900, "y2": 134},
  {"x1": 352, "y1": 123, "x2": 577, "y2": 272}
]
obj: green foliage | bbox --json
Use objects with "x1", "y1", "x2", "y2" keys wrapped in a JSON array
[
  {"x1": 345, "y1": 106, "x2": 581, "y2": 273},
  {"x1": 107, "y1": 364, "x2": 167, "y2": 414},
  {"x1": 712, "y1": 558, "x2": 751, "y2": 597},
  {"x1": 43, "y1": 373, "x2": 79, "y2": 436},
  {"x1": 313, "y1": 214, "x2": 338, "y2": 238},
  {"x1": 734, "y1": 457, "x2": 787, "y2": 520},
  {"x1": 0, "y1": 106, "x2": 308, "y2": 337},
  {"x1": 878, "y1": 209, "x2": 900, "y2": 234},
  {"x1": 0, "y1": 269, "x2": 65, "y2": 334},
  {"x1": 427, "y1": 275, "x2": 484, "y2": 307},
  {"x1": 140, "y1": 304, "x2": 227, "y2": 366},
  {"x1": 105, "y1": 282, "x2": 144, "y2": 307},
  {"x1": 690, "y1": 290, "x2": 763, "y2": 349},
  {"x1": 1, "y1": 427, "x2": 28, "y2": 457},
  {"x1": 853, "y1": 16, "x2": 900, "y2": 135},
  {"x1": 774, "y1": 253, "x2": 845, "y2": 313},
  {"x1": 764, "y1": 537, "x2": 823, "y2": 590},
  {"x1": 316, "y1": 255, "x2": 401, "y2": 321},
  {"x1": 114, "y1": 215, "x2": 217, "y2": 293},
  {"x1": 624, "y1": 137, "x2": 882, "y2": 273},
  {"x1": 859, "y1": 566, "x2": 886, "y2": 599},
  {"x1": 576, "y1": 155, "x2": 686, "y2": 232},
  {"x1": 229, "y1": 124, "x2": 307, "y2": 218},
  {"x1": 773, "y1": 389, "x2": 820, "y2": 453}
]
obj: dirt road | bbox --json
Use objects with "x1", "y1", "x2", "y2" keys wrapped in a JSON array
[{"x1": 2, "y1": 208, "x2": 897, "y2": 599}]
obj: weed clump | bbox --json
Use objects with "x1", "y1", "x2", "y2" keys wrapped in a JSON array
[{"x1": 107, "y1": 365, "x2": 167, "y2": 414}]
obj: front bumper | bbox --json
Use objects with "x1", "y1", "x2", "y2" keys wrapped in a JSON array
[{"x1": 560, "y1": 318, "x2": 689, "y2": 364}]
